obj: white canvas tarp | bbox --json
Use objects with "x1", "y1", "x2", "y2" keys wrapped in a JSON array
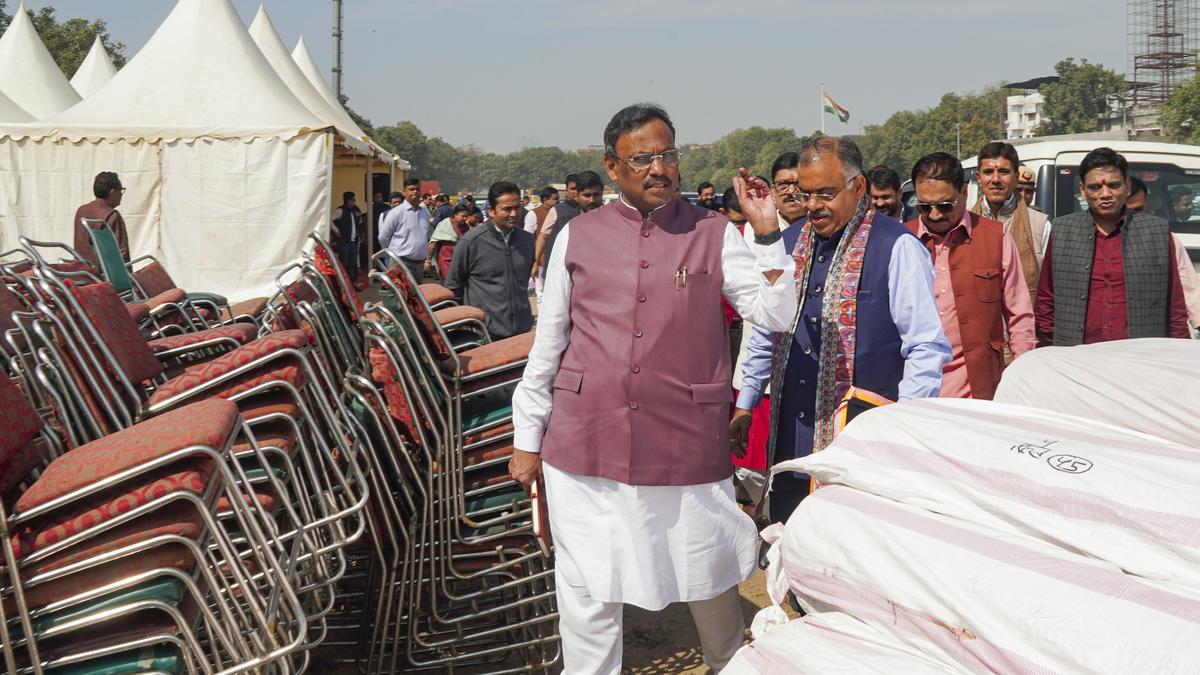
[
  {"x1": 995, "y1": 338, "x2": 1200, "y2": 447},
  {"x1": 790, "y1": 398, "x2": 1200, "y2": 591},
  {"x1": 778, "y1": 486, "x2": 1200, "y2": 675}
]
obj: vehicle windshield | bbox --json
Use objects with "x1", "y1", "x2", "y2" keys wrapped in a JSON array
[{"x1": 1055, "y1": 162, "x2": 1200, "y2": 233}]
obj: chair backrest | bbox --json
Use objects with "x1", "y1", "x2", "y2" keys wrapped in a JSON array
[
  {"x1": 0, "y1": 369, "x2": 43, "y2": 475},
  {"x1": 82, "y1": 219, "x2": 134, "y2": 294},
  {"x1": 131, "y1": 260, "x2": 177, "y2": 298}
]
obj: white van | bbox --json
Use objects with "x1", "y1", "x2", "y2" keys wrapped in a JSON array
[{"x1": 963, "y1": 140, "x2": 1200, "y2": 270}]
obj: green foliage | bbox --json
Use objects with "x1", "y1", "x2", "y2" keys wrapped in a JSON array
[
  {"x1": 856, "y1": 88, "x2": 1009, "y2": 177},
  {"x1": 3, "y1": 5, "x2": 128, "y2": 76},
  {"x1": 1159, "y1": 72, "x2": 1200, "y2": 145},
  {"x1": 29, "y1": 7, "x2": 127, "y2": 75},
  {"x1": 1035, "y1": 58, "x2": 1125, "y2": 136},
  {"x1": 680, "y1": 126, "x2": 815, "y2": 189}
]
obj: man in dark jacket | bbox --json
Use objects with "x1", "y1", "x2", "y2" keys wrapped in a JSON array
[{"x1": 446, "y1": 181, "x2": 536, "y2": 339}]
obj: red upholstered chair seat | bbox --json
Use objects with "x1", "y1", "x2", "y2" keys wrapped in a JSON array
[
  {"x1": 419, "y1": 283, "x2": 455, "y2": 307},
  {"x1": 462, "y1": 441, "x2": 516, "y2": 468},
  {"x1": 234, "y1": 392, "x2": 302, "y2": 422},
  {"x1": 143, "y1": 287, "x2": 187, "y2": 310},
  {"x1": 69, "y1": 282, "x2": 164, "y2": 385},
  {"x1": 228, "y1": 296, "x2": 269, "y2": 319},
  {"x1": 463, "y1": 422, "x2": 513, "y2": 447},
  {"x1": 230, "y1": 421, "x2": 296, "y2": 456},
  {"x1": 13, "y1": 543, "x2": 194, "y2": 613},
  {"x1": 440, "y1": 331, "x2": 534, "y2": 378},
  {"x1": 13, "y1": 460, "x2": 214, "y2": 557},
  {"x1": 124, "y1": 302, "x2": 151, "y2": 324},
  {"x1": 15, "y1": 398, "x2": 238, "y2": 513},
  {"x1": 145, "y1": 330, "x2": 309, "y2": 407},
  {"x1": 433, "y1": 305, "x2": 486, "y2": 325},
  {"x1": 367, "y1": 345, "x2": 427, "y2": 442},
  {"x1": 146, "y1": 323, "x2": 259, "y2": 353}
]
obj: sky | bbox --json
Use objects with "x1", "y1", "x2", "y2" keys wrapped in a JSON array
[{"x1": 22, "y1": 0, "x2": 1130, "y2": 153}]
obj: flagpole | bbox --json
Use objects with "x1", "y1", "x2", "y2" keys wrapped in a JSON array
[{"x1": 820, "y1": 83, "x2": 825, "y2": 135}]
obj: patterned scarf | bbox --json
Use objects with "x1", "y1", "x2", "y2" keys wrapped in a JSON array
[{"x1": 766, "y1": 197, "x2": 875, "y2": 462}]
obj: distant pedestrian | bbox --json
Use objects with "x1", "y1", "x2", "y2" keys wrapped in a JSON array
[
  {"x1": 73, "y1": 171, "x2": 130, "y2": 268},
  {"x1": 696, "y1": 180, "x2": 718, "y2": 210},
  {"x1": 866, "y1": 164, "x2": 914, "y2": 222},
  {"x1": 330, "y1": 191, "x2": 364, "y2": 283},
  {"x1": 445, "y1": 181, "x2": 536, "y2": 339},
  {"x1": 379, "y1": 178, "x2": 433, "y2": 281}
]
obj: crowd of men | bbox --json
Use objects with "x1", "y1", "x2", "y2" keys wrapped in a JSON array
[
  {"x1": 314, "y1": 103, "x2": 1200, "y2": 674},
  {"x1": 67, "y1": 106, "x2": 1197, "y2": 673}
]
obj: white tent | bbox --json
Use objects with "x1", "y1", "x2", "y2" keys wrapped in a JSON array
[
  {"x1": 69, "y1": 35, "x2": 118, "y2": 99},
  {"x1": 0, "y1": 2, "x2": 81, "y2": 118},
  {"x1": 0, "y1": 89, "x2": 31, "y2": 123},
  {"x1": 248, "y1": 5, "x2": 382, "y2": 158},
  {"x1": 0, "y1": 0, "x2": 334, "y2": 300}
]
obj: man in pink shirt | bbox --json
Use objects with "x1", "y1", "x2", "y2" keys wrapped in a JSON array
[{"x1": 906, "y1": 152, "x2": 1035, "y2": 400}]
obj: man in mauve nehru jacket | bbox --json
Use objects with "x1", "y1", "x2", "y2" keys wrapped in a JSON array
[{"x1": 509, "y1": 103, "x2": 798, "y2": 674}]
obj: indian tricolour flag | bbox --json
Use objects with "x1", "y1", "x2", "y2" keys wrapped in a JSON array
[{"x1": 822, "y1": 91, "x2": 850, "y2": 124}]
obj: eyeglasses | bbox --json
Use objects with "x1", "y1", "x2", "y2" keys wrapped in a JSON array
[
  {"x1": 774, "y1": 177, "x2": 858, "y2": 204},
  {"x1": 614, "y1": 149, "x2": 680, "y2": 171},
  {"x1": 915, "y1": 199, "x2": 959, "y2": 215}
]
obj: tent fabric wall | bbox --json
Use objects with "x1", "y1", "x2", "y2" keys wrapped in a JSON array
[
  {"x1": 158, "y1": 132, "x2": 331, "y2": 299},
  {"x1": 0, "y1": 131, "x2": 330, "y2": 301},
  {"x1": 0, "y1": 137, "x2": 161, "y2": 258}
]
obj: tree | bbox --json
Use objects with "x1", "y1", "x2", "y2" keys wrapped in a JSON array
[
  {"x1": 857, "y1": 87, "x2": 1008, "y2": 177},
  {"x1": 1159, "y1": 72, "x2": 1200, "y2": 145},
  {"x1": 679, "y1": 126, "x2": 812, "y2": 190},
  {"x1": 0, "y1": 1, "x2": 10, "y2": 34},
  {"x1": 1035, "y1": 58, "x2": 1125, "y2": 136},
  {"x1": 26, "y1": 6, "x2": 127, "y2": 76}
]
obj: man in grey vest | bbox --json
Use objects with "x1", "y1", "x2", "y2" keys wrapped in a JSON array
[
  {"x1": 509, "y1": 103, "x2": 798, "y2": 673},
  {"x1": 1034, "y1": 147, "x2": 1189, "y2": 346}
]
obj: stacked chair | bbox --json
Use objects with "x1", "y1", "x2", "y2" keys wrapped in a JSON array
[{"x1": 0, "y1": 231, "x2": 561, "y2": 673}]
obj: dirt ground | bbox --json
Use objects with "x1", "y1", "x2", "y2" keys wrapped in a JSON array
[{"x1": 621, "y1": 570, "x2": 776, "y2": 675}]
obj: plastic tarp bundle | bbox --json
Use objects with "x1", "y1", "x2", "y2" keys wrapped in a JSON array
[
  {"x1": 725, "y1": 612, "x2": 966, "y2": 675},
  {"x1": 995, "y1": 338, "x2": 1200, "y2": 447},
  {"x1": 792, "y1": 398, "x2": 1200, "y2": 591},
  {"x1": 777, "y1": 485, "x2": 1200, "y2": 674}
]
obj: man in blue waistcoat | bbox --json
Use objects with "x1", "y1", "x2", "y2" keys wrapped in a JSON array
[{"x1": 732, "y1": 137, "x2": 950, "y2": 522}]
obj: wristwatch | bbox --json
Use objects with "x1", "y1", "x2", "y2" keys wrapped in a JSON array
[{"x1": 753, "y1": 229, "x2": 783, "y2": 246}]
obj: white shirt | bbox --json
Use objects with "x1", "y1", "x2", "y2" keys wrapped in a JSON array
[
  {"x1": 377, "y1": 200, "x2": 432, "y2": 261},
  {"x1": 523, "y1": 208, "x2": 540, "y2": 235},
  {"x1": 513, "y1": 217, "x2": 797, "y2": 453}
]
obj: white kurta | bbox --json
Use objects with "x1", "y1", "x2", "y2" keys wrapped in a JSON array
[{"x1": 512, "y1": 211, "x2": 798, "y2": 610}]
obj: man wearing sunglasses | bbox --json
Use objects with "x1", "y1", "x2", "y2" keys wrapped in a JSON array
[
  {"x1": 733, "y1": 137, "x2": 949, "y2": 524},
  {"x1": 970, "y1": 142, "x2": 1051, "y2": 300},
  {"x1": 509, "y1": 103, "x2": 799, "y2": 673},
  {"x1": 906, "y1": 152, "x2": 1035, "y2": 400},
  {"x1": 72, "y1": 170, "x2": 131, "y2": 268}
]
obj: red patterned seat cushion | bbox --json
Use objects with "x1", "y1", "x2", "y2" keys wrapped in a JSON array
[
  {"x1": 420, "y1": 283, "x2": 455, "y2": 307},
  {"x1": 14, "y1": 460, "x2": 213, "y2": 556},
  {"x1": 0, "y1": 370, "x2": 42, "y2": 467},
  {"x1": 386, "y1": 269, "x2": 451, "y2": 358},
  {"x1": 368, "y1": 345, "x2": 425, "y2": 442},
  {"x1": 434, "y1": 305, "x2": 486, "y2": 325},
  {"x1": 68, "y1": 281, "x2": 164, "y2": 385},
  {"x1": 18, "y1": 543, "x2": 194, "y2": 612},
  {"x1": 440, "y1": 331, "x2": 535, "y2": 377},
  {"x1": 231, "y1": 421, "x2": 296, "y2": 456},
  {"x1": 25, "y1": 503, "x2": 202, "y2": 575},
  {"x1": 146, "y1": 323, "x2": 258, "y2": 353},
  {"x1": 463, "y1": 421, "x2": 514, "y2": 447},
  {"x1": 124, "y1": 302, "x2": 151, "y2": 324},
  {"x1": 228, "y1": 296, "x2": 268, "y2": 319},
  {"x1": 145, "y1": 330, "x2": 309, "y2": 407},
  {"x1": 235, "y1": 392, "x2": 301, "y2": 422},
  {"x1": 143, "y1": 287, "x2": 187, "y2": 310},
  {"x1": 14, "y1": 399, "x2": 238, "y2": 512}
]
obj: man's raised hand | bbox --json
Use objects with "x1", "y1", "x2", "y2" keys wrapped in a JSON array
[{"x1": 732, "y1": 167, "x2": 781, "y2": 238}]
